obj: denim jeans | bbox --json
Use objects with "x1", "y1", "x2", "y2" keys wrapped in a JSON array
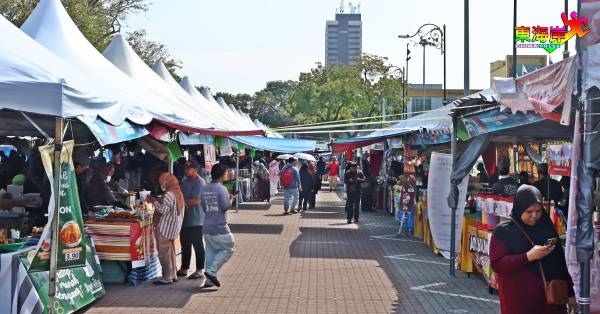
[
  {"x1": 283, "y1": 188, "x2": 299, "y2": 212},
  {"x1": 204, "y1": 232, "x2": 235, "y2": 278}
]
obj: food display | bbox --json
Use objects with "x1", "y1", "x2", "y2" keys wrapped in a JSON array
[
  {"x1": 31, "y1": 226, "x2": 44, "y2": 235},
  {"x1": 60, "y1": 220, "x2": 82, "y2": 247},
  {"x1": 107, "y1": 212, "x2": 138, "y2": 219},
  {"x1": 0, "y1": 237, "x2": 25, "y2": 252}
]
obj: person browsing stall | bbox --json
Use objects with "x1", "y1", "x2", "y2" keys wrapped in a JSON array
[
  {"x1": 533, "y1": 163, "x2": 562, "y2": 206},
  {"x1": 146, "y1": 173, "x2": 185, "y2": 285},
  {"x1": 86, "y1": 163, "x2": 129, "y2": 211},
  {"x1": 280, "y1": 157, "x2": 301, "y2": 214},
  {"x1": 491, "y1": 159, "x2": 519, "y2": 196},
  {"x1": 490, "y1": 185, "x2": 575, "y2": 314},
  {"x1": 178, "y1": 160, "x2": 206, "y2": 280}
]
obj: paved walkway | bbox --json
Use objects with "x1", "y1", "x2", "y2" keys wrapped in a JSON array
[{"x1": 83, "y1": 189, "x2": 499, "y2": 314}]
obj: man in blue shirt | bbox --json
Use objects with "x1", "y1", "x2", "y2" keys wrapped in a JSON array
[
  {"x1": 280, "y1": 157, "x2": 301, "y2": 215},
  {"x1": 178, "y1": 160, "x2": 206, "y2": 280},
  {"x1": 200, "y1": 163, "x2": 235, "y2": 288}
]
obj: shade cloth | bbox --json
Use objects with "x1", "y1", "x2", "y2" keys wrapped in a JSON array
[{"x1": 231, "y1": 136, "x2": 316, "y2": 153}]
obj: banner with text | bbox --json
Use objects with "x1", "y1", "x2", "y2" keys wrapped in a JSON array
[{"x1": 427, "y1": 152, "x2": 469, "y2": 259}]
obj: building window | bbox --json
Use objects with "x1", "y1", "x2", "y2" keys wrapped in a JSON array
[{"x1": 411, "y1": 97, "x2": 432, "y2": 113}]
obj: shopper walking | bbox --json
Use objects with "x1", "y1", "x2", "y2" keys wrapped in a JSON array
[
  {"x1": 328, "y1": 156, "x2": 340, "y2": 192},
  {"x1": 280, "y1": 157, "x2": 300, "y2": 214},
  {"x1": 316, "y1": 156, "x2": 326, "y2": 185},
  {"x1": 178, "y1": 160, "x2": 206, "y2": 280},
  {"x1": 268, "y1": 159, "x2": 280, "y2": 197},
  {"x1": 344, "y1": 162, "x2": 364, "y2": 223},
  {"x1": 308, "y1": 163, "x2": 319, "y2": 209},
  {"x1": 490, "y1": 185, "x2": 575, "y2": 314},
  {"x1": 299, "y1": 162, "x2": 315, "y2": 211},
  {"x1": 200, "y1": 163, "x2": 236, "y2": 288},
  {"x1": 147, "y1": 173, "x2": 184, "y2": 285}
]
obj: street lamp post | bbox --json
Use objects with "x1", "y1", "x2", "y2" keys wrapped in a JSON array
[
  {"x1": 399, "y1": 23, "x2": 450, "y2": 275},
  {"x1": 399, "y1": 23, "x2": 446, "y2": 113}
]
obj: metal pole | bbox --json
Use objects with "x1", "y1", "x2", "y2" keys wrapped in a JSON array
[
  {"x1": 464, "y1": 0, "x2": 470, "y2": 97},
  {"x1": 406, "y1": 43, "x2": 410, "y2": 118},
  {"x1": 443, "y1": 25, "x2": 447, "y2": 106},
  {"x1": 563, "y1": 0, "x2": 570, "y2": 60},
  {"x1": 422, "y1": 41, "x2": 426, "y2": 116},
  {"x1": 512, "y1": 0, "x2": 518, "y2": 78},
  {"x1": 49, "y1": 117, "x2": 63, "y2": 314},
  {"x1": 449, "y1": 113, "x2": 458, "y2": 277},
  {"x1": 236, "y1": 153, "x2": 240, "y2": 212},
  {"x1": 383, "y1": 141, "x2": 389, "y2": 213}
]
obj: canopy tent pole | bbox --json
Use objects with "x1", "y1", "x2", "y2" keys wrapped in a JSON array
[
  {"x1": 382, "y1": 141, "x2": 389, "y2": 212},
  {"x1": 49, "y1": 117, "x2": 63, "y2": 314},
  {"x1": 236, "y1": 152, "x2": 240, "y2": 212},
  {"x1": 449, "y1": 113, "x2": 458, "y2": 277},
  {"x1": 513, "y1": 143, "x2": 519, "y2": 179}
]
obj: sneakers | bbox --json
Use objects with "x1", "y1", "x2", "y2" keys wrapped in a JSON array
[
  {"x1": 347, "y1": 220, "x2": 352, "y2": 224},
  {"x1": 176, "y1": 269, "x2": 188, "y2": 277},
  {"x1": 204, "y1": 272, "x2": 221, "y2": 287}
]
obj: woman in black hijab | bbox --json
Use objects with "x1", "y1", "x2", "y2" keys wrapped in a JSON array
[{"x1": 490, "y1": 185, "x2": 575, "y2": 314}]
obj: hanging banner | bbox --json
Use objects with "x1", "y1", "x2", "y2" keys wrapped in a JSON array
[
  {"x1": 547, "y1": 143, "x2": 572, "y2": 176},
  {"x1": 468, "y1": 226, "x2": 498, "y2": 289},
  {"x1": 204, "y1": 144, "x2": 217, "y2": 163},
  {"x1": 77, "y1": 117, "x2": 149, "y2": 146},
  {"x1": 28, "y1": 237, "x2": 105, "y2": 313},
  {"x1": 167, "y1": 139, "x2": 182, "y2": 161},
  {"x1": 427, "y1": 152, "x2": 469, "y2": 259},
  {"x1": 30, "y1": 141, "x2": 86, "y2": 272},
  {"x1": 403, "y1": 148, "x2": 418, "y2": 174},
  {"x1": 178, "y1": 133, "x2": 215, "y2": 145},
  {"x1": 461, "y1": 111, "x2": 544, "y2": 139}
]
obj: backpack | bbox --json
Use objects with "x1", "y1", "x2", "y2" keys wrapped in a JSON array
[{"x1": 280, "y1": 167, "x2": 294, "y2": 188}]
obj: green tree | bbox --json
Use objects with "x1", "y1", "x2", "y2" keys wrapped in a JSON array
[
  {"x1": 287, "y1": 54, "x2": 405, "y2": 138},
  {"x1": 126, "y1": 29, "x2": 182, "y2": 81},
  {"x1": 1, "y1": 0, "x2": 148, "y2": 51}
]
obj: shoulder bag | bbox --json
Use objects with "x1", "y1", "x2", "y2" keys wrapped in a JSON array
[{"x1": 511, "y1": 218, "x2": 569, "y2": 305}]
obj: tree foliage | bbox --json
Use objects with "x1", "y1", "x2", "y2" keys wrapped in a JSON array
[
  {"x1": 288, "y1": 54, "x2": 405, "y2": 131},
  {"x1": 0, "y1": 0, "x2": 148, "y2": 51}
]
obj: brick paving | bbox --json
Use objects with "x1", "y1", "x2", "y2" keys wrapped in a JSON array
[{"x1": 82, "y1": 188, "x2": 499, "y2": 314}]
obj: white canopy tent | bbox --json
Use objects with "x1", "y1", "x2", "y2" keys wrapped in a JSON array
[
  {"x1": 0, "y1": 14, "x2": 117, "y2": 123},
  {"x1": 102, "y1": 34, "x2": 218, "y2": 128},
  {"x1": 152, "y1": 61, "x2": 257, "y2": 133},
  {"x1": 21, "y1": 0, "x2": 213, "y2": 131}
]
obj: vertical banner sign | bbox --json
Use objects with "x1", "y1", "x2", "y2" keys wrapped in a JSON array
[
  {"x1": 203, "y1": 144, "x2": 217, "y2": 163},
  {"x1": 30, "y1": 141, "x2": 86, "y2": 272},
  {"x1": 547, "y1": 143, "x2": 572, "y2": 176},
  {"x1": 427, "y1": 152, "x2": 469, "y2": 259}
]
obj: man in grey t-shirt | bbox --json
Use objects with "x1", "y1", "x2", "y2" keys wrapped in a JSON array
[
  {"x1": 200, "y1": 163, "x2": 235, "y2": 288},
  {"x1": 178, "y1": 160, "x2": 206, "y2": 280}
]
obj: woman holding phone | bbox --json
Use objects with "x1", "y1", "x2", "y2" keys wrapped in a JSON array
[{"x1": 490, "y1": 185, "x2": 576, "y2": 314}]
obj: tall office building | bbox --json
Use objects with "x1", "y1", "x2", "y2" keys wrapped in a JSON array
[{"x1": 325, "y1": 2, "x2": 362, "y2": 66}]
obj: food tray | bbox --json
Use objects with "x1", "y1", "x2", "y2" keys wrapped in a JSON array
[{"x1": 0, "y1": 239, "x2": 25, "y2": 253}]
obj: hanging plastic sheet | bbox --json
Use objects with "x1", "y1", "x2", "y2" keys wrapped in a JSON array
[{"x1": 448, "y1": 134, "x2": 492, "y2": 209}]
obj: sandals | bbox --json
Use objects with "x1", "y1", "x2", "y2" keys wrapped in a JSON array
[
  {"x1": 153, "y1": 278, "x2": 173, "y2": 285},
  {"x1": 188, "y1": 272, "x2": 203, "y2": 280}
]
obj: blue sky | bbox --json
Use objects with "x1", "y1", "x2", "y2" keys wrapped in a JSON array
[{"x1": 126, "y1": 0, "x2": 572, "y2": 94}]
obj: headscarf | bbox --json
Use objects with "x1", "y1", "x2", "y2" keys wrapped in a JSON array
[
  {"x1": 254, "y1": 161, "x2": 269, "y2": 181},
  {"x1": 492, "y1": 185, "x2": 565, "y2": 279},
  {"x1": 159, "y1": 172, "x2": 184, "y2": 215}
]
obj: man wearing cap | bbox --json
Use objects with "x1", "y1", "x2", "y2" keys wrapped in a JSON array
[
  {"x1": 178, "y1": 160, "x2": 207, "y2": 279},
  {"x1": 491, "y1": 158, "x2": 519, "y2": 196}
]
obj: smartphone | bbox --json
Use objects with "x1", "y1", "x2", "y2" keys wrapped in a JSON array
[{"x1": 545, "y1": 238, "x2": 558, "y2": 246}]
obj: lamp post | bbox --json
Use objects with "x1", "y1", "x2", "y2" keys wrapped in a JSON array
[
  {"x1": 399, "y1": 23, "x2": 446, "y2": 114},
  {"x1": 399, "y1": 23, "x2": 450, "y2": 275}
]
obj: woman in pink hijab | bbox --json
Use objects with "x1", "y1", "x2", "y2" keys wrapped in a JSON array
[{"x1": 268, "y1": 159, "x2": 280, "y2": 197}]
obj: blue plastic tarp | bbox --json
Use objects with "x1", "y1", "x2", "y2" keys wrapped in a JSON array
[{"x1": 231, "y1": 136, "x2": 316, "y2": 153}]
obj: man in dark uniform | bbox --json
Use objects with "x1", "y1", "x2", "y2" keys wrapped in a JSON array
[
  {"x1": 533, "y1": 163, "x2": 562, "y2": 205},
  {"x1": 344, "y1": 162, "x2": 365, "y2": 224},
  {"x1": 491, "y1": 159, "x2": 519, "y2": 196}
]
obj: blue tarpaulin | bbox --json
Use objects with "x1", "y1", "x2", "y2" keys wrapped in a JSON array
[
  {"x1": 231, "y1": 136, "x2": 316, "y2": 153},
  {"x1": 77, "y1": 116, "x2": 148, "y2": 146}
]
